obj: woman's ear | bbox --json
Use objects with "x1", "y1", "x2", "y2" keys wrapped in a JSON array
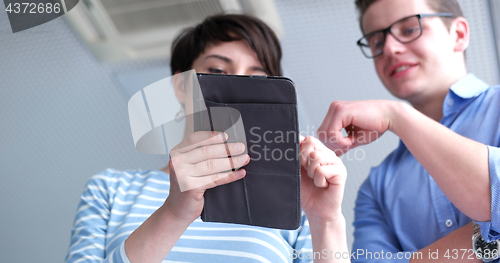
[
  {"x1": 172, "y1": 71, "x2": 185, "y2": 104},
  {"x1": 451, "y1": 17, "x2": 470, "y2": 53}
]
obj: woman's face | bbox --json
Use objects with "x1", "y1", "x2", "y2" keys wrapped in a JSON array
[
  {"x1": 175, "y1": 40, "x2": 268, "y2": 132},
  {"x1": 175, "y1": 40, "x2": 267, "y2": 107},
  {"x1": 191, "y1": 40, "x2": 267, "y2": 76}
]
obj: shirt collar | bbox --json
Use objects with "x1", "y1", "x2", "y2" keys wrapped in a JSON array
[
  {"x1": 449, "y1": 73, "x2": 489, "y2": 99},
  {"x1": 442, "y1": 73, "x2": 489, "y2": 118}
]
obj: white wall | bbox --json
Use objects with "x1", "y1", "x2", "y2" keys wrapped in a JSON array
[{"x1": 0, "y1": 0, "x2": 498, "y2": 262}]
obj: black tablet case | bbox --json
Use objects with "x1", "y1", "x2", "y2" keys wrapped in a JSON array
[{"x1": 194, "y1": 73, "x2": 301, "y2": 230}]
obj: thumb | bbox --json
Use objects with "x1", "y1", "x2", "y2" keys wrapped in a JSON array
[{"x1": 321, "y1": 130, "x2": 353, "y2": 155}]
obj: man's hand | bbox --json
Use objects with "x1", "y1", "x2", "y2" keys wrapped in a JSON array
[{"x1": 317, "y1": 100, "x2": 399, "y2": 155}]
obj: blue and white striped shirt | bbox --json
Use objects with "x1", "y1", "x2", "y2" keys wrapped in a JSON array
[{"x1": 66, "y1": 169, "x2": 312, "y2": 263}]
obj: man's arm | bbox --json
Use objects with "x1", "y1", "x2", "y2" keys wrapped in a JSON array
[
  {"x1": 318, "y1": 100, "x2": 491, "y2": 222},
  {"x1": 390, "y1": 102, "x2": 490, "y2": 221},
  {"x1": 353, "y1": 172, "x2": 481, "y2": 263},
  {"x1": 410, "y1": 222, "x2": 481, "y2": 262},
  {"x1": 353, "y1": 177, "x2": 412, "y2": 263}
]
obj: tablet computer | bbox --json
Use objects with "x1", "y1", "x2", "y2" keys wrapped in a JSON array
[{"x1": 193, "y1": 73, "x2": 301, "y2": 230}]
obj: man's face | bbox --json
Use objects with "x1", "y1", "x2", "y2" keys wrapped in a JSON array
[{"x1": 362, "y1": 0, "x2": 458, "y2": 103}]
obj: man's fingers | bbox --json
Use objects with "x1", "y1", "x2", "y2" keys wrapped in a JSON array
[
  {"x1": 318, "y1": 101, "x2": 338, "y2": 137},
  {"x1": 317, "y1": 101, "x2": 356, "y2": 151},
  {"x1": 185, "y1": 142, "x2": 246, "y2": 164},
  {"x1": 318, "y1": 101, "x2": 346, "y2": 143}
]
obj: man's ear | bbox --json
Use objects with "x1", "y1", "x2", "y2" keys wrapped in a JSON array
[
  {"x1": 172, "y1": 71, "x2": 185, "y2": 105},
  {"x1": 451, "y1": 17, "x2": 470, "y2": 53}
]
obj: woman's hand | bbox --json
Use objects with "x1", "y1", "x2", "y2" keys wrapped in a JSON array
[
  {"x1": 300, "y1": 136, "x2": 350, "y2": 262},
  {"x1": 300, "y1": 135, "x2": 347, "y2": 224},
  {"x1": 126, "y1": 132, "x2": 249, "y2": 262},
  {"x1": 164, "y1": 131, "x2": 250, "y2": 224}
]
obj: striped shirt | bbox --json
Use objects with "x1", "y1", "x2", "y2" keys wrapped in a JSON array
[{"x1": 66, "y1": 169, "x2": 313, "y2": 263}]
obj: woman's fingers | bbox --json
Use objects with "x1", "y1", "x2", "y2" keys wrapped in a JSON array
[
  {"x1": 313, "y1": 164, "x2": 346, "y2": 188},
  {"x1": 185, "y1": 142, "x2": 246, "y2": 164},
  {"x1": 177, "y1": 169, "x2": 247, "y2": 192},
  {"x1": 300, "y1": 136, "x2": 346, "y2": 188},
  {"x1": 170, "y1": 130, "x2": 250, "y2": 192},
  {"x1": 300, "y1": 136, "x2": 317, "y2": 168},
  {"x1": 306, "y1": 151, "x2": 322, "y2": 179},
  {"x1": 173, "y1": 131, "x2": 228, "y2": 154},
  {"x1": 203, "y1": 169, "x2": 247, "y2": 190},
  {"x1": 300, "y1": 136, "x2": 334, "y2": 166},
  {"x1": 306, "y1": 151, "x2": 343, "y2": 186},
  {"x1": 191, "y1": 154, "x2": 250, "y2": 177}
]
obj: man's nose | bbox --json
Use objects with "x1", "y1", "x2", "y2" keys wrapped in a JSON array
[{"x1": 382, "y1": 33, "x2": 407, "y2": 57}]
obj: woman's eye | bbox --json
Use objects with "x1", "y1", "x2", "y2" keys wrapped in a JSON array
[{"x1": 208, "y1": 68, "x2": 226, "y2": 74}]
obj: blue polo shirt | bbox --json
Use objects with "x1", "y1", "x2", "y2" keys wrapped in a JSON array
[{"x1": 352, "y1": 74, "x2": 500, "y2": 262}]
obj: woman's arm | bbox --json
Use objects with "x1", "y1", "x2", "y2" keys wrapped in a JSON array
[
  {"x1": 124, "y1": 131, "x2": 249, "y2": 262},
  {"x1": 66, "y1": 172, "x2": 119, "y2": 263},
  {"x1": 300, "y1": 136, "x2": 350, "y2": 263}
]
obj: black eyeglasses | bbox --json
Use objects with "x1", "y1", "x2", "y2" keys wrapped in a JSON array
[{"x1": 356, "y1": 13, "x2": 454, "y2": 58}]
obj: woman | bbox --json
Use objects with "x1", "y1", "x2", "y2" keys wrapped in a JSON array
[{"x1": 66, "y1": 14, "x2": 349, "y2": 263}]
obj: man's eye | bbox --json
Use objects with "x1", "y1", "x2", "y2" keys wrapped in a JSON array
[
  {"x1": 369, "y1": 37, "x2": 384, "y2": 49},
  {"x1": 209, "y1": 68, "x2": 225, "y2": 74},
  {"x1": 402, "y1": 27, "x2": 419, "y2": 37}
]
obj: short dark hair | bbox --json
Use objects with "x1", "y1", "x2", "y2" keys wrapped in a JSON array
[
  {"x1": 355, "y1": 0, "x2": 463, "y2": 33},
  {"x1": 170, "y1": 14, "x2": 282, "y2": 76}
]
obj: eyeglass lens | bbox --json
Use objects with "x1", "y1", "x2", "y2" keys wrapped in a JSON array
[{"x1": 361, "y1": 15, "x2": 422, "y2": 58}]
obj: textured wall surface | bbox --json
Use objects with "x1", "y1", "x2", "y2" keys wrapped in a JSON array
[{"x1": 0, "y1": 0, "x2": 498, "y2": 262}]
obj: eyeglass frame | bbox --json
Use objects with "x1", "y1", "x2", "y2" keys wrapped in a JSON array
[{"x1": 356, "y1": 13, "x2": 455, "y2": 59}]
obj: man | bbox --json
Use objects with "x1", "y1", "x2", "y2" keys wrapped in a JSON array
[{"x1": 318, "y1": 0, "x2": 500, "y2": 262}]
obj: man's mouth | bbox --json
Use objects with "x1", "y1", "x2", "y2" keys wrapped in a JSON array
[
  {"x1": 394, "y1": 65, "x2": 411, "y2": 73},
  {"x1": 389, "y1": 63, "x2": 416, "y2": 77}
]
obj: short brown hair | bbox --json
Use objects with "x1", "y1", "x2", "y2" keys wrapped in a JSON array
[
  {"x1": 170, "y1": 14, "x2": 282, "y2": 76},
  {"x1": 355, "y1": 0, "x2": 463, "y2": 33}
]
